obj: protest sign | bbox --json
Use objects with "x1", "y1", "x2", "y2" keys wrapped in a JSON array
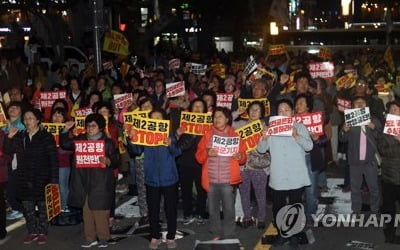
[
  {"x1": 180, "y1": 111, "x2": 213, "y2": 135},
  {"x1": 216, "y1": 93, "x2": 234, "y2": 109},
  {"x1": 74, "y1": 116, "x2": 86, "y2": 135},
  {"x1": 248, "y1": 68, "x2": 275, "y2": 83},
  {"x1": 114, "y1": 93, "x2": 133, "y2": 109},
  {"x1": 268, "y1": 44, "x2": 286, "y2": 55},
  {"x1": 231, "y1": 62, "x2": 245, "y2": 74},
  {"x1": 169, "y1": 58, "x2": 181, "y2": 70},
  {"x1": 0, "y1": 103, "x2": 6, "y2": 127},
  {"x1": 45, "y1": 184, "x2": 61, "y2": 221},
  {"x1": 128, "y1": 117, "x2": 170, "y2": 146},
  {"x1": 337, "y1": 98, "x2": 351, "y2": 112},
  {"x1": 244, "y1": 55, "x2": 258, "y2": 76},
  {"x1": 211, "y1": 135, "x2": 240, "y2": 157},
  {"x1": 103, "y1": 30, "x2": 129, "y2": 56},
  {"x1": 74, "y1": 107, "x2": 93, "y2": 117},
  {"x1": 362, "y1": 63, "x2": 373, "y2": 77},
  {"x1": 336, "y1": 73, "x2": 356, "y2": 89},
  {"x1": 40, "y1": 91, "x2": 67, "y2": 108},
  {"x1": 383, "y1": 114, "x2": 400, "y2": 136},
  {"x1": 308, "y1": 62, "x2": 334, "y2": 79},
  {"x1": 210, "y1": 63, "x2": 226, "y2": 78},
  {"x1": 42, "y1": 123, "x2": 66, "y2": 147},
  {"x1": 293, "y1": 112, "x2": 324, "y2": 136},
  {"x1": 238, "y1": 98, "x2": 270, "y2": 118},
  {"x1": 74, "y1": 140, "x2": 106, "y2": 168},
  {"x1": 166, "y1": 81, "x2": 185, "y2": 98},
  {"x1": 266, "y1": 116, "x2": 294, "y2": 136},
  {"x1": 235, "y1": 120, "x2": 263, "y2": 152},
  {"x1": 186, "y1": 62, "x2": 207, "y2": 75},
  {"x1": 318, "y1": 47, "x2": 332, "y2": 60},
  {"x1": 374, "y1": 83, "x2": 393, "y2": 96},
  {"x1": 344, "y1": 107, "x2": 371, "y2": 127}
]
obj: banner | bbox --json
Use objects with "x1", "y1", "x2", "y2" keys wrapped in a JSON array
[
  {"x1": 336, "y1": 73, "x2": 356, "y2": 89},
  {"x1": 0, "y1": 103, "x2": 6, "y2": 127},
  {"x1": 211, "y1": 135, "x2": 240, "y2": 157},
  {"x1": 308, "y1": 62, "x2": 334, "y2": 79},
  {"x1": 384, "y1": 114, "x2": 400, "y2": 136},
  {"x1": 216, "y1": 93, "x2": 234, "y2": 110},
  {"x1": 186, "y1": 62, "x2": 207, "y2": 75},
  {"x1": 268, "y1": 44, "x2": 286, "y2": 55},
  {"x1": 318, "y1": 47, "x2": 332, "y2": 60},
  {"x1": 45, "y1": 184, "x2": 61, "y2": 221},
  {"x1": 40, "y1": 91, "x2": 67, "y2": 108},
  {"x1": 244, "y1": 55, "x2": 258, "y2": 76},
  {"x1": 238, "y1": 98, "x2": 270, "y2": 118},
  {"x1": 344, "y1": 107, "x2": 371, "y2": 127},
  {"x1": 337, "y1": 98, "x2": 351, "y2": 112},
  {"x1": 235, "y1": 120, "x2": 263, "y2": 152},
  {"x1": 127, "y1": 117, "x2": 170, "y2": 146},
  {"x1": 114, "y1": 93, "x2": 133, "y2": 109},
  {"x1": 169, "y1": 58, "x2": 181, "y2": 70},
  {"x1": 103, "y1": 30, "x2": 129, "y2": 56},
  {"x1": 166, "y1": 81, "x2": 185, "y2": 98},
  {"x1": 75, "y1": 116, "x2": 86, "y2": 135},
  {"x1": 42, "y1": 123, "x2": 66, "y2": 147},
  {"x1": 74, "y1": 107, "x2": 93, "y2": 117},
  {"x1": 293, "y1": 112, "x2": 324, "y2": 136},
  {"x1": 266, "y1": 116, "x2": 294, "y2": 136},
  {"x1": 180, "y1": 111, "x2": 213, "y2": 135},
  {"x1": 74, "y1": 140, "x2": 106, "y2": 168}
]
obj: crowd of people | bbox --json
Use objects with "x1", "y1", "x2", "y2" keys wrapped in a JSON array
[{"x1": 0, "y1": 47, "x2": 399, "y2": 249}]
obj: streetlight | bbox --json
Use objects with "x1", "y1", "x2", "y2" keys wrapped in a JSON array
[
  {"x1": 270, "y1": 22, "x2": 279, "y2": 44},
  {"x1": 341, "y1": 0, "x2": 352, "y2": 16}
]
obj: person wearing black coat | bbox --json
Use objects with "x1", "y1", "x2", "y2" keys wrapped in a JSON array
[
  {"x1": 4, "y1": 108, "x2": 58, "y2": 245},
  {"x1": 59, "y1": 113, "x2": 118, "y2": 248}
]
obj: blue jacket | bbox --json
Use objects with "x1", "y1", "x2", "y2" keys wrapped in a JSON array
[{"x1": 127, "y1": 135, "x2": 181, "y2": 187}]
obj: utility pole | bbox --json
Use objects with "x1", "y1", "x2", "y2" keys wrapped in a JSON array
[{"x1": 91, "y1": 0, "x2": 104, "y2": 73}]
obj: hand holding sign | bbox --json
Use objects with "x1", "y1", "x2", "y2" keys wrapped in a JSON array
[
  {"x1": 207, "y1": 148, "x2": 218, "y2": 157},
  {"x1": 99, "y1": 156, "x2": 110, "y2": 166},
  {"x1": 367, "y1": 122, "x2": 375, "y2": 130},
  {"x1": 292, "y1": 127, "x2": 300, "y2": 141},
  {"x1": 232, "y1": 152, "x2": 242, "y2": 161}
]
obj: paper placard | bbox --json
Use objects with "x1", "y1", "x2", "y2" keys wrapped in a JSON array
[
  {"x1": 293, "y1": 112, "x2": 324, "y2": 136},
  {"x1": 180, "y1": 111, "x2": 213, "y2": 135},
  {"x1": 42, "y1": 123, "x2": 66, "y2": 147},
  {"x1": 235, "y1": 120, "x2": 263, "y2": 152},
  {"x1": 127, "y1": 117, "x2": 170, "y2": 146},
  {"x1": 166, "y1": 81, "x2": 185, "y2": 98},
  {"x1": 74, "y1": 140, "x2": 106, "y2": 168},
  {"x1": 74, "y1": 107, "x2": 93, "y2": 117},
  {"x1": 308, "y1": 62, "x2": 334, "y2": 79},
  {"x1": 267, "y1": 116, "x2": 294, "y2": 136},
  {"x1": 336, "y1": 73, "x2": 356, "y2": 89},
  {"x1": 211, "y1": 135, "x2": 240, "y2": 157},
  {"x1": 114, "y1": 93, "x2": 133, "y2": 109},
  {"x1": 39, "y1": 91, "x2": 67, "y2": 108},
  {"x1": 74, "y1": 116, "x2": 86, "y2": 135},
  {"x1": 344, "y1": 107, "x2": 371, "y2": 127},
  {"x1": 216, "y1": 93, "x2": 234, "y2": 110},
  {"x1": 383, "y1": 114, "x2": 400, "y2": 136},
  {"x1": 268, "y1": 44, "x2": 286, "y2": 55},
  {"x1": 186, "y1": 62, "x2": 207, "y2": 75},
  {"x1": 45, "y1": 184, "x2": 61, "y2": 221},
  {"x1": 169, "y1": 58, "x2": 181, "y2": 70},
  {"x1": 337, "y1": 98, "x2": 351, "y2": 112}
]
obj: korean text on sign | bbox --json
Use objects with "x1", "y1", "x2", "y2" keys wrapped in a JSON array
[
  {"x1": 40, "y1": 91, "x2": 67, "y2": 108},
  {"x1": 166, "y1": 81, "x2": 185, "y2": 98},
  {"x1": 114, "y1": 93, "x2": 133, "y2": 109},
  {"x1": 169, "y1": 58, "x2": 181, "y2": 70},
  {"x1": 180, "y1": 111, "x2": 213, "y2": 136},
  {"x1": 235, "y1": 120, "x2": 263, "y2": 152},
  {"x1": 216, "y1": 93, "x2": 234, "y2": 110},
  {"x1": 0, "y1": 103, "x2": 7, "y2": 127},
  {"x1": 75, "y1": 116, "x2": 86, "y2": 135},
  {"x1": 74, "y1": 107, "x2": 93, "y2": 117},
  {"x1": 337, "y1": 98, "x2": 351, "y2": 112},
  {"x1": 267, "y1": 116, "x2": 294, "y2": 136},
  {"x1": 74, "y1": 140, "x2": 106, "y2": 168},
  {"x1": 383, "y1": 114, "x2": 400, "y2": 136},
  {"x1": 212, "y1": 135, "x2": 240, "y2": 157},
  {"x1": 344, "y1": 107, "x2": 371, "y2": 127},
  {"x1": 42, "y1": 123, "x2": 66, "y2": 146},
  {"x1": 308, "y1": 62, "x2": 334, "y2": 79},
  {"x1": 45, "y1": 184, "x2": 61, "y2": 221},
  {"x1": 293, "y1": 112, "x2": 324, "y2": 136},
  {"x1": 238, "y1": 98, "x2": 270, "y2": 117},
  {"x1": 268, "y1": 44, "x2": 286, "y2": 56},
  {"x1": 129, "y1": 117, "x2": 170, "y2": 146}
]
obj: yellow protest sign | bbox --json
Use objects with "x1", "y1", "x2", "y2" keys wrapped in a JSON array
[
  {"x1": 238, "y1": 98, "x2": 270, "y2": 118},
  {"x1": 45, "y1": 184, "x2": 61, "y2": 221},
  {"x1": 118, "y1": 136, "x2": 126, "y2": 154},
  {"x1": 231, "y1": 62, "x2": 245, "y2": 74},
  {"x1": 210, "y1": 64, "x2": 226, "y2": 78},
  {"x1": 235, "y1": 120, "x2": 263, "y2": 152},
  {"x1": 318, "y1": 47, "x2": 332, "y2": 60},
  {"x1": 42, "y1": 123, "x2": 66, "y2": 147},
  {"x1": 0, "y1": 103, "x2": 7, "y2": 127},
  {"x1": 103, "y1": 30, "x2": 129, "y2": 56},
  {"x1": 75, "y1": 116, "x2": 86, "y2": 135},
  {"x1": 362, "y1": 63, "x2": 373, "y2": 77},
  {"x1": 127, "y1": 117, "x2": 170, "y2": 146},
  {"x1": 336, "y1": 73, "x2": 356, "y2": 89},
  {"x1": 180, "y1": 111, "x2": 213, "y2": 135},
  {"x1": 268, "y1": 44, "x2": 286, "y2": 55},
  {"x1": 375, "y1": 82, "x2": 394, "y2": 96},
  {"x1": 248, "y1": 68, "x2": 275, "y2": 83}
]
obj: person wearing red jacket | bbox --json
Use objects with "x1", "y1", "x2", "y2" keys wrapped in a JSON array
[{"x1": 195, "y1": 107, "x2": 247, "y2": 240}]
